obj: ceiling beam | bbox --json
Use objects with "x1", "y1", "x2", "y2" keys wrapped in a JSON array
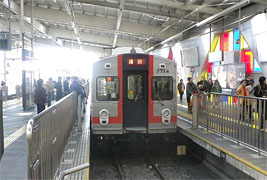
[
  {"x1": 23, "y1": 5, "x2": 178, "y2": 40},
  {"x1": 48, "y1": 27, "x2": 146, "y2": 48},
  {"x1": 144, "y1": 0, "x2": 253, "y2": 52},
  {"x1": 133, "y1": 0, "x2": 221, "y2": 15},
  {"x1": 63, "y1": 0, "x2": 82, "y2": 45},
  {"x1": 184, "y1": 0, "x2": 198, "y2": 7},
  {"x1": 113, "y1": 0, "x2": 124, "y2": 48},
  {"x1": 2, "y1": 0, "x2": 47, "y2": 34},
  {"x1": 39, "y1": 19, "x2": 164, "y2": 42},
  {"x1": 73, "y1": 0, "x2": 200, "y2": 22},
  {"x1": 138, "y1": 0, "x2": 214, "y2": 47},
  {"x1": 1, "y1": 0, "x2": 63, "y2": 47},
  {"x1": 250, "y1": 0, "x2": 267, "y2": 4}
]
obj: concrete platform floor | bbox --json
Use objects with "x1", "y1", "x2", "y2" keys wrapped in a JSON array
[{"x1": 1, "y1": 99, "x2": 36, "y2": 179}]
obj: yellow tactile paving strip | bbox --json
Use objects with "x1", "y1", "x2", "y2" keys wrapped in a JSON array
[{"x1": 4, "y1": 124, "x2": 26, "y2": 149}]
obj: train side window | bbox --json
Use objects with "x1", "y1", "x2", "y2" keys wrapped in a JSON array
[
  {"x1": 127, "y1": 75, "x2": 143, "y2": 101},
  {"x1": 96, "y1": 77, "x2": 119, "y2": 101},
  {"x1": 152, "y1": 77, "x2": 173, "y2": 100}
]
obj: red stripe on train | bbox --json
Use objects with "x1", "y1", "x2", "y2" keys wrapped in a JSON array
[
  {"x1": 92, "y1": 116, "x2": 177, "y2": 124},
  {"x1": 148, "y1": 55, "x2": 154, "y2": 123},
  {"x1": 92, "y1": 117, "x2": 122, "y2": 124},
  {"x1": 149, "y1": 116, "x2": 177, "y2": 123},
  {"x1": 118, "y1": 55, "x2": 123, "y2": 124}
]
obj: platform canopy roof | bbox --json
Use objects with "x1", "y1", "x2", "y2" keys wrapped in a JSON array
[{"x1": 0, "y1": 0, "x2": 265, "y2": 54}]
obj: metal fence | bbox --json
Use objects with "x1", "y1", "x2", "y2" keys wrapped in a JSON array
[
  {"x1": 27, "y1": 92, "x2": 77, "y2": 179},
  {"x1": 193, "y1": 92, "x2": 267, "y2": 154},
  {"x1": 0, "y1": 89, "x2": 4, "y2": 160}
]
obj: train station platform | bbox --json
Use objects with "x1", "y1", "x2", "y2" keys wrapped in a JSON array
[
  {"x1": 58, "y1": 107, "x2": 90, "y2": 180},
  {"x1": 0, "y1": 97, "x2": 90, "y2": 180},
  {"x1": 0, "y1": 98, "x2": 36, "y2": 179},
  {"x1": 177, "y1": 100, "x2": 267, "y2": 180},
  {"x1": 1, "y1": 93, "x2": 267, "y2": 179}
]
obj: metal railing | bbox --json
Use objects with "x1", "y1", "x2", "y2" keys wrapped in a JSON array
[
  {"x1": 193, "y1": 92, "x2": 267, "y2": 154},
  {"x1": 0, "y1": 89, "x2": 3, "y2": 160},
  {"x1": 58, "y1": 163, "x2": 90, "y2": 180},
  {"x1": 27, "y1": 92, "x2": 77, "y2": 179}
]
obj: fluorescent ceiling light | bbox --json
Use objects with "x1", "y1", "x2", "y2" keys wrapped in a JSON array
[{"x1": 144, "y1": 46, "x2": 154, "y2": 53}]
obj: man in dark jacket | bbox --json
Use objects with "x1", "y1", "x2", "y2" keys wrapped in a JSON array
[
  {"x1": 63, "y1": 77, "x2": 70, "y2": 96},
  {"x1": 34, "y1": 79, "x2": 47, "y2": 114},
  {"x1": 55, "y1": 76, "x2": 63, "y2": 101},
  {"x1": 70, "y1": 76, "x2": 84, "y2": 97},
  {"x1": 186, "y1": 77, "x2": 199, "y2": 113},
  {"x1": 254, "y1": 76, "x2": 267, "y2": 130},
  {"x1": 197, "y1": 76, "x2": 209, "y2": 92}
]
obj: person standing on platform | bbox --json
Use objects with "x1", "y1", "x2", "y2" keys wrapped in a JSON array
[
  {"x1": 245, "y1": 74, "x2": 252, "y2": 85},
  {"x1": 186, "y1": 77, "x2": 199, "y2": 114},
  {"x1": 254, "y1": 76, "x2": 267, "y2": 130},
  {"x1": 211, "y1": 80, "x2": 222, "y2": 93},
  {"x1": 197, "y1": 76, "x2": 208, "y2": 92},
  {"x1": 247, "y1": 79, "x2": 255, "y2": 95},
  {"x1": 55, "y1": 76, "x2": 63, "y2": 101},
  {"x1": 211, "y1": 80, "x2": 222, "y2": 108},
  {"x1": 207, "y1": 79, "x2": 213, "y2": 94},
  {"x1": 63, "y1": 77, "x2": 70, "y2": 96},
  {"x1": 70, "y1": 76, "x2": 86, "y2": 112},
  {"x1": 1, "y1": 81, "x2": 8, "y2": 103},
  {"x1": 70, "y1": 76, "x2": 84, "y2": 97},
  {"x1": 34, "y1": 79, "x2": 47, "y2": 114},
  {"x1": 46, "y1": 78, "x2": 54, "y2": 107},
  {"x1": 177, "y1": 79, "x2": 185, "y2": 102},
  {"x1": 237, "y1": 80, "x2": 251, "y2": 121}
]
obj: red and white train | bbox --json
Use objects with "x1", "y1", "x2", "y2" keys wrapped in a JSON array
[{"x1": 90, "y1": 49, "x2": 177, "y2": 135}]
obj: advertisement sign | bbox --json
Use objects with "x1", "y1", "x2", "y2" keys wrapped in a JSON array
[
  {"x1": 212, "y1": 65, "x2": 227, "y2": 88},
  {"x1": 212, "y1": 63, "x2": 246, "y2": 89}
]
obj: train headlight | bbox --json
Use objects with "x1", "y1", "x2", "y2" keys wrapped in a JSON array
[
  {"x1": 100, "y1": 111, "x2": 108, "y2": 118},
  {"x1": 99, "y1": 109, "x2": 109, "y2": 126},
  {"x1": 162, "y1": 109, "x2": 171, "y2": 124}
]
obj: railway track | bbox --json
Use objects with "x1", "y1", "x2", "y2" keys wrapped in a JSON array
[
  {"x1": 90, "y1": 139, "x2": 220, "y2": 180},
  {"x1": 114, "y1": 154, "x2": 167, "y2": 180},
  {"x1": 145, "y1": 155, "x2": 166, "y2": 180}
]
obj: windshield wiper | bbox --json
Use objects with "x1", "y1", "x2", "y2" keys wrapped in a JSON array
[{"x1": 157, "y1": 93, "x2": 164, "y2": 106}]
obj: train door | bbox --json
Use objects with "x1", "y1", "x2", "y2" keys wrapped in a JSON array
[{"x1": 123, "y1": 71, "x2": 148, "y2": 129}]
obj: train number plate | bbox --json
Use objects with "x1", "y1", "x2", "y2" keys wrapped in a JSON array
[{"x1": 156, "y1": 69, "x2": 169, "y2": 73}]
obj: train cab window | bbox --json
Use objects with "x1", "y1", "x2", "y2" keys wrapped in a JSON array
[
  {"x1": 127, "y1": 75, "x2": 143, "y2": 101},
  {"x1": 152, "y1": 77, "x2": 173, "y2": 100},
  {"x1": 96, "y1": 77, "x2": 119, "y2": 101}
]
